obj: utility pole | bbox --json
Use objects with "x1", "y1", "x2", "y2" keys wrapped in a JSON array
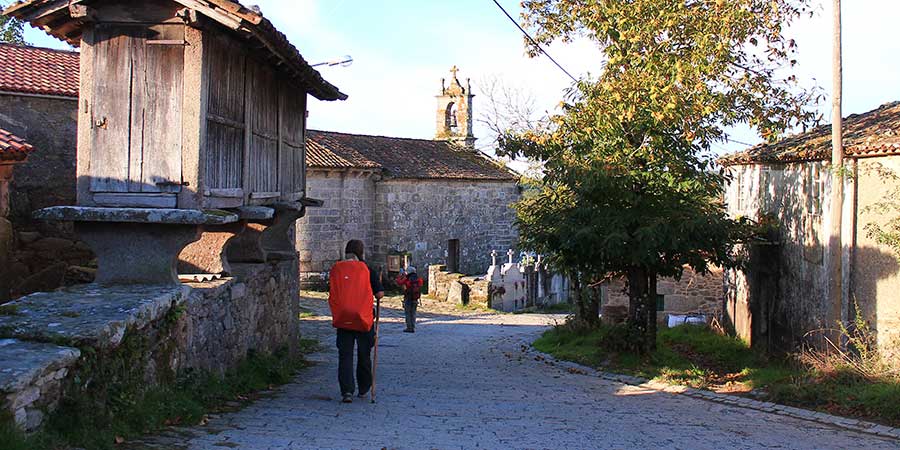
[{"x1": 828, "y1": 0, "x2": 844, "y2": 344}]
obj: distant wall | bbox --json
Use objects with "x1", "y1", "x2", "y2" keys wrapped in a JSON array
[
  {"x1": 373, "y1": 179, "x2": 519, "y2": 277},
  {"x1": 0, "y1": 93, "x2": 92, "y2": 298},
  {"x1": 296, "y1": 170, "x2": 376, "y2": 286},
  {"x1": 603, "y1": 266, "x2": 723, "y2": 323}
]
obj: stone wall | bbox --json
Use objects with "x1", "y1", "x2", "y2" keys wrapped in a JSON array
[
  {"x1": 0, "y1": 94, "x2": 91, "y2": 299},
  {"x1": 174, "y1": 261, "x2": 300, "y2": 374},
  {"x1": 296, "y1": 170, "x2": 376, "y2": 286},
  {"x1": 374, "y1": 179, "x2": 519, "y2": 277},
  {"x1": 603, "y1": 266, "x2": 724, "y2": 324},
  {"x1": 426, "y1": 265, "x2": 489, "y2": 307},
  {"x1": 723, "y1": 161, "x2": 837, "y2": 351},
  {"x1": 0, "y1": 260, "x2": 300, "y2": 431}
]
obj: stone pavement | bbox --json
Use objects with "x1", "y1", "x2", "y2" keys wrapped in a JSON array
[{"x1": 128, "y1": 294, "x2": 900, "y2": 450}]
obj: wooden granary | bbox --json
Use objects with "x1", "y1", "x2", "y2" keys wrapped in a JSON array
[
  {"x1": 5, "y1": 0, "x2": 346, "y2": 210},
  {"x1": 5, "y1": 0, "x2": 345, "y2": 285}
]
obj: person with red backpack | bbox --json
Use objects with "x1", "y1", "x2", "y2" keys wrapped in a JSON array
[
  {"x1": 395, "y1": 266, "x2": 423, "y2": 333},
  {"x1": 328, "y1": 240, "x2": 384, "y2": 403}
]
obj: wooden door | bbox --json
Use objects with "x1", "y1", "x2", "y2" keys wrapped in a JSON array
[{"x1": 89, "y1": 24, "x2": 184, "y2": 194}]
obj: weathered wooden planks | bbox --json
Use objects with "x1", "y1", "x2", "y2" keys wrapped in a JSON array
[
  {"x1": 205, "y1": 33, "x2": 246, "y2": 191},
  {"x1": 90, "y1": 26, "x2": 134, "y2": 193},
  {"x1": 89, "y1": 24, "x2": 185, "y2": 194},
  {"x1": 248, "y1": 61, "x2": 280, "y2": 197}
]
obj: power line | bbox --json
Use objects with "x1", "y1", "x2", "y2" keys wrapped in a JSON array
[{"x1": 491, "y1": 0, "x2": 578, "y2": 83}]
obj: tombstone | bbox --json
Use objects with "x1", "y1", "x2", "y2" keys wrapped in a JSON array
[{"x1": 9, "y1": 0, "x2": 347, "y2": 284}]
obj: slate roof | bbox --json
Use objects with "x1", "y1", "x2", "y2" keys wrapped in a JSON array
[
  {"x1": 0, "y1": 43, "x2": 79, "y2": 97},
  {"x1": 719, "y1": 101, "x2": 900, "y2": 166},
  {"x1": 0, "y1": 128, "x2": 35, "y2": 162},
  {"x1": 306, "y1": 130, "x2": 518, "y2": 181},
  {"x1": 3, "y1": 0, "x2": 346, "y2": 101}
]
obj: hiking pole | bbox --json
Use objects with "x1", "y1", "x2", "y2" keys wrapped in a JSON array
[{"x1": 371, "y1": 296, "x2": 381, "y2": 404}]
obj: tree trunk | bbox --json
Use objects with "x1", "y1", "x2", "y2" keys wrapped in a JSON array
[
  {"x1": 571, "y1": 271, "x2": 599, "y2": 329},
  {"x1": 627, "y1": 266, "x2": 658, "y2": 353}
]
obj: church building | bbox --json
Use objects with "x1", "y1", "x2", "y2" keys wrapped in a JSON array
[{"x1": 298, "y1": 67, "x2": 520, "y2": 285}]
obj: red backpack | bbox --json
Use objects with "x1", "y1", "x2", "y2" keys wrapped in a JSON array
[
  {"x1": 404, "y1": 273, "x2": 422, "y2": 301},
  {"x1": 328, "y1": 261, "x2": 374, "y2": 332}
]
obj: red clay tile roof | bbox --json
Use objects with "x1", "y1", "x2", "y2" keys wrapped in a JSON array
[
  {"x1": 306, "y1": 130, "x2": 518, "y2": 181},
  {"x1": 719, "y1": 101, "x2": 900, "y2": 166},
  {"x1": 0, "y1": 43, "x2": 79, "y2": 98},
  {"x1": 0, "y1": 127, "x2": 34, "y2": 161}
]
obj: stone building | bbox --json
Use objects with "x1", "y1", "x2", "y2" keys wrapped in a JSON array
[
  {"x1": 0, "y1": 44, "x2": 90, "y2": 298},
  {"x1": 600, "y1": 267, "x2": 725, "y2": 325},
  {"x1": 719, "y1": 101, "x2": 900, "y2": 354},
  {"x1": 297, "y1": 68, "x2": 520, "y2": 285}
]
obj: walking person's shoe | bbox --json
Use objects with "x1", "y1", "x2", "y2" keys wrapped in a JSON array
[
  {"x1": 341, "y1": 393, "x2": 353, "y2": 403},
  {"x1": 403, "y1": 328, "x2": 413, "y2": 333},
  {"x1": 357, "y1": 389, "x2": 369, "y2": 398}
]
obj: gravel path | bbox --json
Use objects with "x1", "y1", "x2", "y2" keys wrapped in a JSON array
[{"x1": 128, "y1": 295, "x2": 900, "y2": 450}]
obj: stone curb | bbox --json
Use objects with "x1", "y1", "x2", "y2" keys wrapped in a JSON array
[{"x1": 520, "y1": 340, "x2": 900, "y2": 442}]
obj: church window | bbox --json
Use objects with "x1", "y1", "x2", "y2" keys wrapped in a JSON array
[{"x1": 446, "y1": 103, "x2": 459, "y2": 132}]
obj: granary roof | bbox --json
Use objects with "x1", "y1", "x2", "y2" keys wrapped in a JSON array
[
  {"x1": 719, "y1": 101, "x2": 900, "y2": 166},
  {"x1": 2, "y1": 0, "x2": 347, "y2": 101},
  {"x1": 0, "y1": 43, "x2": 79, "y2": 97},
  {"x1": 0, "y1": 127, "x2": 35, "y2": 162},
  {"x1": 306, "y1": 130, "x2": 519, "y2": 182}
]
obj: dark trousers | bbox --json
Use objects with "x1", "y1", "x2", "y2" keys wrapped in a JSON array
[
  {"x1": 403, "y1": 298, "x2": 418, "y2": 331},
  {"x1": 336, "y1": 327, "x2": 374, "y2": 395}
]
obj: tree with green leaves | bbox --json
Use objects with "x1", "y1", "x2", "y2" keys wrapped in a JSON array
[
  {"x1": 500, "y1": 0, "x2": 819, "y2": 352},
  {"x1": 1, "y1": 2, "x2": 26, "y2": 44}
]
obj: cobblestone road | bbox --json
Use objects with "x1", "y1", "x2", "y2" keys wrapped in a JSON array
[{"x1": 130, "y1": 295, "x2": 900, "y2": 450}]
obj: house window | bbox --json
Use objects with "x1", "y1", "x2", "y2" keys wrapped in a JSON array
[{"x1": 657, "y1": 294, "x2": 665, "y2": 312}]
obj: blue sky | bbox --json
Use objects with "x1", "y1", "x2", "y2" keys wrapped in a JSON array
[{"x1": 24, "y1": 0, "x2": 900, "y2": 157}]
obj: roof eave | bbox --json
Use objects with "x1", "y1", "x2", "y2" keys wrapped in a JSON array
[{"x1": 4, "y1": 0, "x2": 347, "y2": 101}]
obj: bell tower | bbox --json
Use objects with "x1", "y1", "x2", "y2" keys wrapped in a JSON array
[{"x1": 435, "y1": 66, "x2": 476, "y2": 148}]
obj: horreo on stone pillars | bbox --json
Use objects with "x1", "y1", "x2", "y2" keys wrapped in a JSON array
[{"x1": 6, "y1": 0, "x2": 348, "y2": 285}]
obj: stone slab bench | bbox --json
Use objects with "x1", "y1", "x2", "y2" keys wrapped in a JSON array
[
  {"x1": 0, "y1": 284, "x2": 190, "y2": 348},
  {"x1": 0, "y1": 339, "x2": 80, "y2": 431},
  {"x1": 35, "y1": 207, "x2": 239, "y2": 285}
]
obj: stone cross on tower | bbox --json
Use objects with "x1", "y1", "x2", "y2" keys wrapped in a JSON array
[
  {"x1": 507, "y1": 249, "x2": 515, "y2": 265},
  {"x1": 491, "y1": 249, "x2": 497, "y2": 266},
  {"x1": 449, "y1": 65, "x2": 459, "y2": 78}
]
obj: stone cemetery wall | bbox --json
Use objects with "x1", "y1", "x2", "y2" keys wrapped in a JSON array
[
  {"x1": 427, "y1": 264, "x2": 489, "y2": 307},
  {"x1": 374, "y1": 180, "x2": 518, "y2": 277},
  {"x1": 0, "y1": 94, "x2": 93, "y2": 299},
  {"x1": 0, "y1": 260, "x2": 299, "y2": 431},
  {"x1": 297, "y1": 170, "x2": 376, "y2": 287},
  {"x1": 603, "y1": 266, "x2": 724, "y2": 324}
]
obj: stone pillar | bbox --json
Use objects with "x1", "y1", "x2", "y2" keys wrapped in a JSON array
[
  {"x1": 225, "y1": 207, "x2": 276, "y2": 264},
  {"x1": 76, "y1": 222, "x2": 200, "y2": 285},
  {"x1": 260, "y1": 203, "x2": 305, "y2": 261},
  {"x1": 35, "y1": 207, "x2": 238, "y2": 286},
  {"x1": 178, "y1": 221, "x2": 246, "y2": 275}
]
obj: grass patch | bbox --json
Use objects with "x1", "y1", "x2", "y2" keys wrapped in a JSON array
[
  {"x1": 0, "y1": 304, "x2": 20, "y2": 316},
  {"x1": 534, "y1": 323, "x2": 900, "y2": 426},
  {"x1": 1, "y1": 344, "x2": 316, "y2": 450}
]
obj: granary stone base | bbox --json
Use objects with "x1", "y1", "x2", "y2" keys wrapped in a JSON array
[
  {"x1": 0, "y1": 260, "x2": 299, "y2": 432},
  {"x1": 76, "y1": 221, "x2": 201, "y2": 285}
]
